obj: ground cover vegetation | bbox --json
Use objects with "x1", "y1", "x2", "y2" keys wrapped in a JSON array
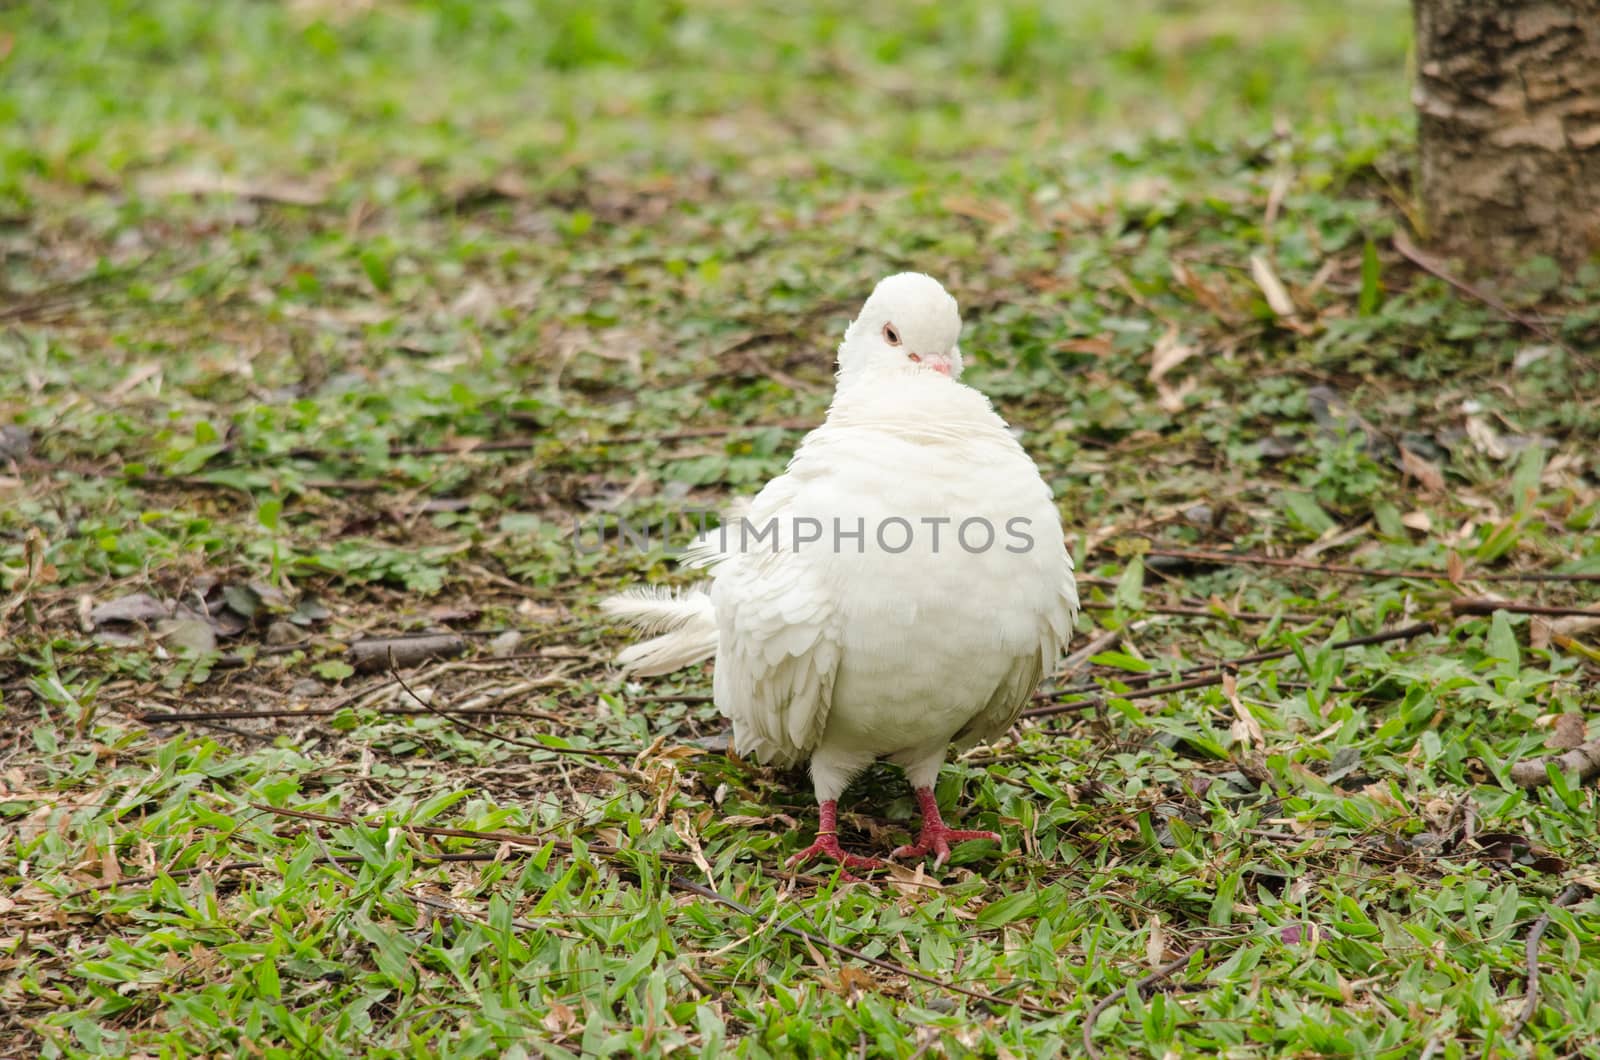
[{"x1": 2, "y1": 1, "x2": 1598, "y2": 1056}]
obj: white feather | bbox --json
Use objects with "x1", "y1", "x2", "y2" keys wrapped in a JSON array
[
  {"x1": 600, "y1": 586, "x2": 718, "y2": 676},
  {"x1": 600, "y1": 585, "x2": 713, "y2": 637}
]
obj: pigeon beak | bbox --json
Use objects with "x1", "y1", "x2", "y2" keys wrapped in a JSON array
[{"x1": 920, "y1": 354, "x2": 953, "y2": 376}]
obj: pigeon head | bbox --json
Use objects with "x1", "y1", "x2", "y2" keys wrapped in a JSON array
[{"x1": 837, "y1": 273, "x2": 964, "y2": 384}]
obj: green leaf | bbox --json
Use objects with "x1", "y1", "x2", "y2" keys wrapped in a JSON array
[
  {"x1": 1510, "y1": 445, "x2": 1546, "y2": 509},
  {"x1": 1373, "y1": 500, "x2": 1403, "y2": 538},
  {"x1": 1475, "y1": 516, "x2": 1524, "y2": 563},
  {"x1": 607, "y1": 937, "x2": 659, "y2": 1005},
  {"x1": 360, "y1": 249, "x2": 393, "y2": 293},
  {"x1": 256, "y1": 958, "x2": 280, "y2": 999},
  {"x1": 314, "y1": 659, "x2": 354, "y2": 682},
  {"x1": 1358, "y1": 237, "x2": 1382, "y2": 316},
  {"x1": 167, "y1": 443, "x2": 226, "y2": 475},
  {"x1": 352, "y1": 914, "x2": 415, "y2": 989},
  {"x1": 1115, "y1": 555, "x2": 1145, "y2": 612},
  {"x1": 977, "y1": 889, "x2": 1037, "y2": 927},
  {"x1": 1487, "y1": 610, "x2": 1519, "y2": 676},
  {"x1": 1091, "y1": 650, "x2": 1153, "y2": 673},
  {"x1": 1283, "y1": 492, "x2": 1336, "y2": 536}
]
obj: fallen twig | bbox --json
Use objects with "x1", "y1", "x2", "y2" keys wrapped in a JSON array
[
  {"x1": 139, "y1": 703, "x2": 564, "y2": 724},
  {"x1": 632, "y1": 691, "x2": 715, "y2": 704},
  {"x1": 595, "y1": 421, "x2": 813, "y2": 446},
  {"x1": 386, "y1": 658, "x2": 636, "y2": 760},
  {"x1": 1083, "y1": 942, "x2": 1207, "y2": 1060},
  {"x1": 1022, "y1": 622, "x2": 1437, "y2": 718},
  {"x1": 1055, "y1": 625, "x2": 1135, "y2": 681},
  {"x1": 352, "y1": 633, "x2": 466, "y2": 672},
  {"x1": 1136, "y1": 547, "x2": 1600, "y2": 583},
  {"x1": 1081, "y1": 600, "x2": 1312, "y2": 622},
  {"x1": 209, "y1": 421, "x2": 816, "y2": 466},
  {"x1": 1508, "y1": 883, "x2": 1591, "y2": 1039},
  {"x1": 1451, "y1": 598, "x2": 1600, "y2": 619},
  {"x1": 205, "y1": 626, "x2": 578, "y2": 672},
  {"x1": 1509, "y1": 737, "x2": 1600, "y2": 789},
  {"x1": 1392, "y1": 230, "x2": 1575, "y2": 358}
]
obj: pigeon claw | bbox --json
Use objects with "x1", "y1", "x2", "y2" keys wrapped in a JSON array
[
  {"x1": 891, "y1": 826, "x2": 1002, "y2": 867},
  {"x1": 785, "y1": 832, "x2": 886, "y2": 876}
]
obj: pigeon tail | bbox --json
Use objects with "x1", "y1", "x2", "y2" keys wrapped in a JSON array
[{"x1": 600, "y1": 586, "x2": 718, "y2": 675}]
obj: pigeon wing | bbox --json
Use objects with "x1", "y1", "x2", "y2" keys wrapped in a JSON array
[{"x1": 702, "y1": 472, "x2": 843, "y2": 769}]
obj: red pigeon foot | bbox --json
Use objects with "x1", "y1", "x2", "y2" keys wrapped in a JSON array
[
  {"x1": 891, "y1": 787, "x2": 1001, "y2": 866},
  {"x1": 785, "y1": 800, "x2": 886, "y2": 873}
]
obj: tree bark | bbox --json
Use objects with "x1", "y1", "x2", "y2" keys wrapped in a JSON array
[{"x1": 1412, "y1": 0, "x2": 1600, "y2": 268}]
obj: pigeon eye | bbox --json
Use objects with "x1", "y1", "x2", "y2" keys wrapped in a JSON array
[{"x1": 882, "y1": 323, "x2": 901, "y2": 346}]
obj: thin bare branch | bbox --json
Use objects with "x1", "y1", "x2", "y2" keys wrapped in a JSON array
[
  {"x1": 1022, "y1": 622, "x2": 1437, "y2": 718},
  {"x1": 1083, "y1": 942, "x2": 1207, "y2": 1060},
  {"x1": 1451, "y1": 598, "x2": 1600, "y2": 619},
  {"x1": 1137, "y1": 546, "x2": 1600, "y2": 583},
  {"x1": 1508, "y1": 883, "x2": 1591, "y2": 1038}
]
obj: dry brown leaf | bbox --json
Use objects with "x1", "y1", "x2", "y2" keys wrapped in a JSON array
[
  {"x1": 834, "y1": 965, "x2": 876, "y2": 999},
  {"x1": 1550, "y1": 614, "x2": 1600, "y2": 640},
  {"x1": 1465, "y1": 416, "x2": 1509, "y2": 460},
  {"x1": 1264, "y1": 170, "x2": 1291, "y2": 228},
  {"x1": 1249, "y1": 253, "x2": 1297, "y2": 319},
  {"x1": 1148, "y1": 325, "x2": 1197, "y2": 382},
  {"x1": 1399, "y1": 447, "x2": 1445, "y2": 494},
  {"x1": 1549, "y1": 713, "x2": 1588, "y2": 751},
  {"x1": 1447, "y1": 551, "x2": 1466, "y2": 585},
  {"x1": 941, "y1": 196, "x2": 1016, "y2": 228},
  {"x1": 1360, "y1": 782, "x2": 1407, "y2": 813},
  {"x1": 1540, "y1": 616, "x2": 1600, "y2": 656},
  {"x1": 450, "y1": 281, "x2": 502, "y2": 327},
  {"x1": 100, "y1": 845, "x2": 122, "y2": 886},
  {"x1": 109, "y1": 363, "x2": 163, "y2": 399},
  {"x1": 1058, "y1": 336, "x2": 1116, "y2": 357},
  {"x1": 1401, "y1": 510, "x2": 1433, "y2": 533},
  {"x1": 1224, "y1": 672, "x2": 1266, "y2": 749},
  {"x1": 672, "y1": 811, "x2": 715, "y2": 881},
  {"x1": 885, "y1": 860, "x2": 942, "y2": 898},
  {"x1": 137, "y1": 168, "x2": 328, "y2": 206},
  {"x1": 1146, "y1": 912, "x2": 1167, "y2": 967},
  {"x1": 1155, "y1": 376, "x2": 1198, "y2": 414},
  {"x1": 1170, "y1": 260, "x2": 1239, "y2": 321},
  {"x1": 542, "y1": 1001, "x2": 579, "y2": 1036}
]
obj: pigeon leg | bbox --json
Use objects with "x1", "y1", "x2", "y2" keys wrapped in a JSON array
[
  {"x1": 785, "y1": 800, "x2": 886, "y2": 872},
  {"x1": 891, "y1": 787, "x2": 1001, "y2": 866}
]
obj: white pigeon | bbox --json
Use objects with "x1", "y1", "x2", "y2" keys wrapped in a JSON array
[{"x1": 602, "y1": 273, "x2": 1078, "y2": 870}]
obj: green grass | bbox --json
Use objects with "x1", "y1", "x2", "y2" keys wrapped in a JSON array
[{"x1": 3, "y1": 0, "x2": 1600, "y2": 1056}]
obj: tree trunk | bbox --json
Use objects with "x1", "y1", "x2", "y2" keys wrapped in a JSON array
[{"x1": 1412, "y1": 0, "x2": 1600, "y2": 268}]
